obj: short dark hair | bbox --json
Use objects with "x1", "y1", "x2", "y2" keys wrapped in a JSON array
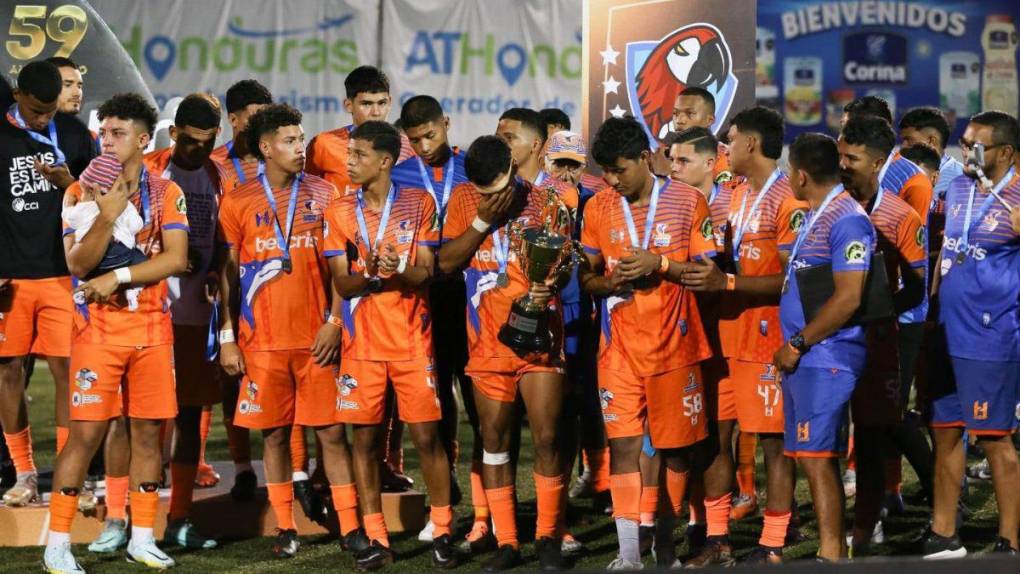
[
  {"x1": 899, "y1": 107, "x2": 951, "y2": 149},
  {"x1": 841, "y1": 114, "x2": 896, "y2": 158},
  {"x1": 400, "y1": 95, "x2": 444, "y2": 130},
  {"x1": 899, "y1": 144, "x2": 941, "y2": 173},
  {"x1": 666, "y1": 127, "x2": 718, "y2": 157},
  {"x1": 345, "y1": 66, "x2": 389, "y2": 100},
  {"x1": 729, "y1": 106, "x2": 784, "y2": 160},
  {"x1": 16, "y1": 61, "x2": 62, "y2": 104},
  {"x1": 592, "y1": 116, "x2": 650, "y2": 166},
  {"x1": 98, "y1": 93, "x2": 158, "y2": 137},
  {"x1": 499, "y1": 107, "x2": 546, "y2": 145},
  {"x1": 45, "y1": 56, "x2": 78, "y2": 71},
  {"x1": 679, "y1": 86, "x2": 716, "y2": 113},
  {"x1": 174, "y1": 93, "x2": 221, "y2": 130},
  {"x1": 843, "y1": 95, "x2": 893, "y2": 124},
  {"x1": 789, "y1": 133, "x2": 841, "y2": 184},
  {"x1": 540, "y1": 107, "x2": 571, "y2": 131},
  {"x1": 245, "y1": 103, "x2": 302, "y2": 161},
  {"x1": 970, "y1": 110, "x2": 1020, "y2": 152},
  {"x1": 225, "y1": 79, "x2": 272, "y2": 114},
  {"x1": 351, "y1": 120, "x2": 401, "y2": 162},
  {"x1": 465, "y1": 135, "x2": 512, "y2": 187}
]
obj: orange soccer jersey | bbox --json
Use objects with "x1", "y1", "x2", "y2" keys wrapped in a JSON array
[
  {"x1": 442, "y1": 178, "x2": 567, "y2": 373},
  {"x1": 713, "y1": 142, "x2": 732, "y2": 183},
  {"x1": 211, "y1": 141, "x2": 261, "y2": 194},
  {"x1": 305, "y1": 125, "x2": 415, "y2": 197},
  {"x1": 580, "y1": 178, "x2": 717, "y2": 376},
  {"x1": 723, "y1": 173, "x2": 808, "y2": 363},
  {"x1": 218, "y1": 173, "x2": 335, "y2": 351},
  {"x1": 323, "y1": 185, "x2": 439, "y2": 361},
  {"x1": 63, "y1": 174, "x2": 189, "y2": 347}
]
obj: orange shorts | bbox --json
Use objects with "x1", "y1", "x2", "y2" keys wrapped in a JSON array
[
  {"x1": 234, "y1": 348, "x2": 338, "y2": 429},
  {"x1": 336, "y1": 355, "x2": 441, "y2": 425},
  {"x1": 466, "y1": 356, "x2": 565, "y2": 403},
  {"x1": 173, "y1": 324, "x2": 223, "y2": 408},
  {"x1": 731, "y1": 358, "x2": 784, "y2": 433},
  {"x1": 599, "y1": 364, "x2": 708, "y2": 449},
  {"x1": 703, "y1": 356, "x2": 736, "y2": 421},
  {"x1": 0, "y1": 277, "x2": 72, "y2": 357},
  {"x1": 69, "y1": 343, "x2": 177, "y2": 421}
]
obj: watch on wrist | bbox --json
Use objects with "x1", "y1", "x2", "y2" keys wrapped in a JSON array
[
  {"x1": 789, "y1": 332, "x2": 809, "y2": 353},
  {"x1": 366, "y1": 276, "x2": 384, "y2": 294}
]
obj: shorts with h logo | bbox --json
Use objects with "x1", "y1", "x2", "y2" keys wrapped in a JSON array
[
  {"x1": 930, "y1": 357, "x2": 1020, "y2": 437},
  {"x1": 782, "y1": 366, "x2": 856, "y2": 458}
]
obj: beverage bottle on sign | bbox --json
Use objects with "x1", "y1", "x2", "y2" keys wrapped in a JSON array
[
  {"x1": 939, "y1": 51, "x2": 981, "y2": 126},
  {"x1": 783, "y1": 57, "x2": 822, "y2": 126},
  {"x1": 981, "y1": 15, "x2": 1018, "y2": 117}
]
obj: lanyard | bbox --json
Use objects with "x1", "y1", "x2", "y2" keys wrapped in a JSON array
[
  {"x1": 417, "y1": 154, "x2": 455, "y2": 220},
  {"x1": 490, "y1": 181, "x2": 519, "y2": 278},
  {"x1": 355, "y1": 184, "x2": 396, "y2": 255},
  {"x1": 535, "y1": 171, "x2": 547, "y2": 187},
  {"x1": 787, "y1": 185, "x2": 845, "y2": 280},
  {"x1": 962, "y1": 167, "x2": 1016, "y2": 249},
  {"x1": 709, "y1": 183, "x2": 721, "y2": 206},
  {"x1": 136, "y1": 165, "x2": 151, "y2": 226},
  {"x1": 225, "y1": 140, "x2": 247, "y2": 184},
  {"x1": 732, "y1": 169, "x2": 781, "y2": 261},
  {"x1": 259, "y1": 172, "x2": 302, "y2": 263},
  {"x1": 877, "y1": 152, "x2": 894, "y2": 186},
  {"x1": 619, "y1": 176, "x2": 662, "y2": 250},
  {"x1": 8, "y1": 104, "x2": 65, "y2": 165}
]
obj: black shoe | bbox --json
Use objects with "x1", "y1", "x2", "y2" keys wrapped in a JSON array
[
  {"x1": 685, "y1": 523, "x2": 707, "y2": 555},
  {"x1": 432, "y1": 534, "x2": 459, "y2": 569},
  {"x1": 743, "y1": 545, "x2": 783, "y2": 565},
  {"x1": 482, "y1": 544, "x2": 521, "y2": 572},
  {"x1": 355, "y1": 540, "x2": 395, "y2": 571},
  {"x1": 294, "y1": 479, "x2": 326, "y2": 525},
  {"x1": 272, "y1": 528, "x2": 300, "y2": 558},
  {"x1": 342, "y1": 528, "x2": 371, "y2": 553},
  {"x1": 639, "y1": 524, "x2": 654, "y2": 556},
  {"x1": 0, "y1": 460, "x2": 15, "y2": 489},
  {"x1": 992, "y1": 538, "x2": 1018, "y2": 555},
  {"x1": 380, "y1": 467, "x2": 414, "y2": 493},
  {"x1": 785, "y1": 524, "x2": 808, "y2": 545},
  {"x1": 535, "y1": 537, "x2": 565, "y2": 571},
  {"x1": 230, "y1": 469, "x2": 257, "y2": 502},
  {"x1": 921, "y1": 529, "x2": 967, "y2": 559},
  {"x1": 450, "y1": 472, "x2": 463, "y2": 507}
]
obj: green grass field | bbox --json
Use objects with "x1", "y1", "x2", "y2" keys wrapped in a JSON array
[{"x1": 0, "y1": 363, "x2": 1006, "y2": 572}]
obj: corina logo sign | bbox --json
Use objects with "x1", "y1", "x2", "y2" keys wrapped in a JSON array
[
  {"x1": 116, "y1": 15, "x2": 360, "y2": 81},
  {"x1": 843, "y1": 31, "x2": 907, "y2": 84}
]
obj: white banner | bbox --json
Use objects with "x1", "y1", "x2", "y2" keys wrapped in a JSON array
[
  {"x1": 381, "y1": 0, "x2": 583, "y2": 147},
  {"x1": 88, "y1": 0, "x2": 381, "y2": 139}
]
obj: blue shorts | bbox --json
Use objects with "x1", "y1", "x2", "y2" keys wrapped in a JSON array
[
  {"x1": 930, "y1": 357, "x2": 1020, "y2": 437},
  {"x1": 782, "y1": 367, "x2": 856, "y2": 458}
]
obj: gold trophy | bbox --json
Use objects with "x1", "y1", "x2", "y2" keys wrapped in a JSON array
[{"x1": 497, "y1": 186, "x2": 581, "y2": 355}]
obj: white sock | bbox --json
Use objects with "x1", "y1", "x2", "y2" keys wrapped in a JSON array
[
  {"x1": 132, "y1": 525, "x2": 154, "y2": 544},
  {"x1": 47, "y1": 531, "x2": 70, "y2": 549},
  {"x1": 615, "y1": 517, "x2": 640, "y2": 563},
  {"x1": 235, "y1": 461, "x2": 253, "y2": 474},
  {"x1": 292, "y1": 470, "x2": 309, "y2": 482}
]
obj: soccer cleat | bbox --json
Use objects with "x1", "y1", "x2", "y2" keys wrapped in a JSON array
[
  {"x1": 883, "y1": 492, "x2": 905, "y2": 516},
  {"x1": 294, "y1": 479, "x2": 326, "y2": 525},
  {"x1": 341, "y1": 528, "x2": 371, "y2": 554},
  {"x1": 684, "y1": 523, "x2": 707, "y2": 556},
  {"x1": 418, "y1": 519, "x2": 435, "y2": 542},
  {"x1": 482, "y1": 544, "x2": 521, "y2": 572},
  {"x1": 992, "y1": 537, "x2": 1018, "y2": 554},
  {"x1": 163, "y1": 518, "x2": 217, "y2": 549},
  {"x1": 271, "y1": 528, "x2": 300, "y2": 559},
  {"x1": 742, "y1": 545, "x2": 783, "y2": 565},
  {"x1": 842, "y1": 468, "x2": 857, "y2": 498},
  {"x1": 88, "y1": 518, "x2": 128, "y2": 553},
  {"x1": 195, "y1": 463, "x2": 220, "y2": 488},
  {"x1": 871, "y1": 520, "x2": 885, "y2": 544},
  {"x1": 561, "y1": 532, "x2": 583, "y2": 557},
  {"x1": 354, "y1": 540, "x2": 395, "y2": 571},
  {"x1": 459, "y1": 521, "x2": 496, "y2": 554},
  {"x1": 683, "y1": 538, "x2": 735, "y2": 568},
  {"x1": 921, "y1": 529, "x2": 967, "y2": 560},
  {"x1": 730, "y1": 493, "x2": 758, "y2": 520},
  {"x1": 126, "y1": 537, "x2": 176, "y2": 569},
  {"x1": 43, "y1": 540, "x2": 86, "y2": 574},
  {"x1": 2, "y1": 471, "x2": 38, "y2": 506},
  {"x1": 568, "y1": 470, "x2": 594, "y2": 499},
  {"x1": 77, "y1": 488, "x2": 98, "y2": 513},
  {"x1": 606, "y1": 556, "x2": 644, "y2": 570},
  {"x1": 431, "y1": 534, "x2": 459, "y2": 569},
  {"x1": 380, "y1": 466, "x2": 414, "y2": 493},
  {"x1": 966, "y1": 458, "x2": 991, "y2": 480},
  {"x1": 230, "y1": 469, "x2": 257, "y2": 502},
  {"x1": 535, "y1": 536, "x2": 565, "y2": 570}
]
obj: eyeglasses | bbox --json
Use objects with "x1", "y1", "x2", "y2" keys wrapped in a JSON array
[{"x1": 958, "y1": 139, "x2": 1009, "y2": 153}]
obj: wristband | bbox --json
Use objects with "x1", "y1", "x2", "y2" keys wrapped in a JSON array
[
  {"x1": 114, "y1": 267, "x2": 132, "y2": 285},
  {"x1": 471, "y1": 216, "x2": 490, "y2": 233},
  {"x1": 396, "y1": 257, "x2": 408, "y2": 274},
  {"x1": 218, "y1": 329, "x2": 236, "y2": 344},
  {"x1": 658, "y1": 255, "x2": 669, "y2": 274},
  {"x1": 326, "y1": 315, "x2": 342, "y2": 327},
  {"x1": 725, "y1": 273, "x2": 736, "y2": 291}
]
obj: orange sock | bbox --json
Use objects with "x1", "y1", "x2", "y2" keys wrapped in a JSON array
[
  {"x1": 169, "y1": 462, "x2": 198, "y2": 521},
  {"x1": 290, "y1": 426, "x2": 307, "y2": 473},
  {"x1": 533, "y1": 473, "x2": 564, "y2": 539},
  {"x1": 885, "y1": 458, "x2": 902, "y2": 494},
  {"x1": 736, "y1": 431, "x2": 757, "y2": 496},
  {"x1": 470, "y1": 461, "x2": 489, "y2": 522},
  {"x1": 4, "y1": 427, "x2": 36, "y2": 474},
  {"x1": 225, "y1": 419, "x2": 251, "y2": 464},
  {"x1": 130, "y1": 489, "x2": 159, "y2": 529},
  {"x1": 55, "y1": 426, "x2": 69, "y2": 456},
  {"x1": 688, "y1": 475, "x2": 706, "y2": 523},
  {"x1": 104, "y1": 475, "x2": 129, "y2": 520},
  {"x1": 49, "y1": 491, "x2": 78, "y2": 533},
  {"x1": 431, "y1": 505, "x2": 454, "y2": 538},
  {"x1": 485, "y1": 485, "x2": 518, "y2": 549},
  {"x1": 609, "y1": 472, "x2": 642, "y2": 523},
  {"x1": 589, "y1": 447, "x2": 611, "y2": 493},
  {"x1": 705, "y1": 492, "x2": 731, "y2": 537},
  {"x1": 639, "y1": 485, "x2": 659, "y2": 525},
  {"x1": 846, "y1": 436, "x2": 856, "y2": 471},
  {"x1": 760, "y1": 510, "x2": 791, "y2": 548},
  {"x1": 364, "y1": 512, "x2": 390, "y2": 547},
  {"x1": 198, "y1": 408, "x2": 212, "y2": 466},
  {"x1": 266, "y1": 481, "x2": 296, "y2": 530},
  {"x1": 330, "y1": 483, "x2": 360, "y2": 536},
  {"x1": 665, "y1": 468, "x2": 688, "y2": 517}
]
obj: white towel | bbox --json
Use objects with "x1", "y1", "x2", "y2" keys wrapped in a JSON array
[{"x1": 61, "y1": 201, "x2": 144, "y2": 248}]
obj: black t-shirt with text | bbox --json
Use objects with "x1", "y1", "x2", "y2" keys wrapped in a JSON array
[{"x1": 1, "y1": 111, "x2": 97, "y2": 278}]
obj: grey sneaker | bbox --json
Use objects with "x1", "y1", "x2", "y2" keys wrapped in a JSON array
[{"x1": 88, "y1": 518, "x2": 128, "y2": 553}]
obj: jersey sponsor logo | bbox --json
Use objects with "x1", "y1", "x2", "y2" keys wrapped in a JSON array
[
  {"x1": 255, "y1": 211, "x2": 273, "y2": 227},
  {"x1": 982, "y1": 212, "x2": 1000, "y2": 232},
  {"x1": 254, "y1": 232, "x2": 317, "y2": 253},
  {"x1": 790, "y1": 209, "x2": 806, "y2": 233},
  {"x1": 74, "y1": 368, "x2": 98, "y2": 391},
  {"x1": 714, "y1": 170, "x2": 732, "y2": 185},
  {"x1": 71, "y1": 391, "x2": 102, "y2": 407},
  {"x1": 738, "y1": 243, "x2": 761, "y2": 261},
  {"x1": 599, "y1": 387, "x2": 614, "y2": 410},
  {"x1": 653, "y1": 222, "x2": 671, "y2": 247},
  {"x1": 683, "y1": 371, "x2": 698, "y2": 394},
  {"x1": 11, "y1": 197, "x2": 40, "y2": 212},
  {"x1": 844, "y1": 240, "x2": 867, "y2": 263},
  {"x1": 246, "y1": 380, "x2": 259, "y2": 402},
  {"x1": 700, "y1": 217, "x2": 713, "y2": 240},
  {"x1": 473, "y1": 248, "x2": 519, "y2": 264},
  {"x1": 943, "y1": 236, "x2": 986, "y2": 261},
  {"x1": 175, "y1": 194, "x2": 187, "y2": 215},
  {"x1": 915, "y1": 226, "x2": 925, "y2": 247},
  {"x1": 339, "y1": 374, "x2": 358, "y2": 397},
  {"x1": 609, "y1": 229, "x2": 625, "y2": 244}
]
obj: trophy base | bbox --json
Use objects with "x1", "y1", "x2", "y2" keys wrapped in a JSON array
[{"x1": 498, "y1": 304, "x2": 552, "y2": 356}]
